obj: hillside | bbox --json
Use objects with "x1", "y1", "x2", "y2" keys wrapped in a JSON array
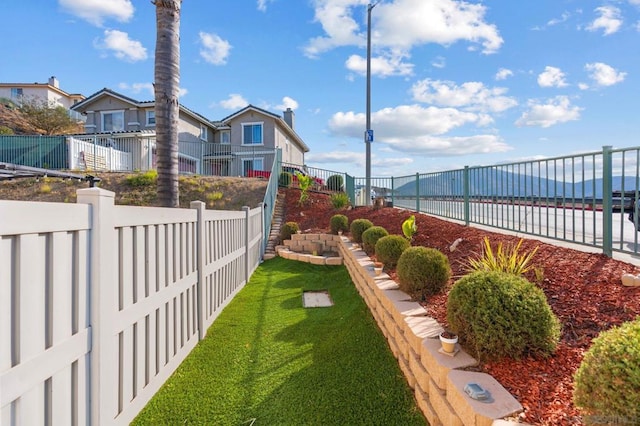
[
  {"x1": 0, "y1": 102, "x2": 38, "y2": 135},
  {"x1": 0, "y1": 172, "x2": 268, "y2": 210}
]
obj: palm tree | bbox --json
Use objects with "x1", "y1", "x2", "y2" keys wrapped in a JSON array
[{"x1": 153, "y1": 0, "x2": 182, "y2": 207}]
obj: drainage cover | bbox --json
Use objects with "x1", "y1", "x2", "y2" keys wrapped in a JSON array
[{"x1": 302, "y1": 290, "x2": 334, "y2": 308}]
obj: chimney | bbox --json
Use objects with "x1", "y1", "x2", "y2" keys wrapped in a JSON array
[
  {"x1": 48, "y1": 76, "x2": 59, "y2": 88},
  {"x1": 283, "y1": 108, "x2": 295, "y2": 130}
]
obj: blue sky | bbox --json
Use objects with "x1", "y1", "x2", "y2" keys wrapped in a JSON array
[{"x1": 2, "y1": 0, "x2": 639, "y2": 177}]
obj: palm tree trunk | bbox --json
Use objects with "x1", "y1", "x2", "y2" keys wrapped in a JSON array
[{"x1": 154, "y1": 0, "x2": 181, "y2": 207}]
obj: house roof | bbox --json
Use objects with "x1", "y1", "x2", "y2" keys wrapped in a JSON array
[
  {"x1": 0, "y1": 82, "x2": 84, "y2": 101},
  {"x1": 71, "y1": 88, "x2": 218, "y2": 130},
  {"x1": 71, "y1": 90, "x2": 309, "y2": 152},
  {"x1": 221, "y1": 104, "x2": 310, "y2": 153}
]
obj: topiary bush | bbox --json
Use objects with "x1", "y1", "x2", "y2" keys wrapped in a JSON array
[
  {"x1": 361, "y1": 226, "x2": 389, "y2": 255},
  {"x1": 327, "y1": 174, "x2": 344, "y2": 191},
  {"x1": 278, "y1": 171, "x2": 292, "y2": 187},
  {"x1": 396, "y1": 246, "x2": 450, "y2": 300},
  {"x1": 280, "y1": 221, "x2": 299, "y2": 243},
  {"x1": 330, "y1": 192, "x2": 350, "y2": 209},
  {"x1": 447, "y1": 270, "x2": 560, "y2": 361},
  {"x1": 350, "y1": 219, "x2": 373, "y2": 244},
  {"x1": 375, "y1": 235, "x2": 410, "y2": 269},
  {"x1": 573, "y1": 317, "x2": 640, "y2": 423},
  {"x1": 330, "y1": 214, "x2": 349, "y2": 235}
]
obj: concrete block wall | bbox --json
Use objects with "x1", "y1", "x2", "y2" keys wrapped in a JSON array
[
  {"x1": 276, "y1": 233, "x2": 343, "y2": 265},
  {"x1": 335, "y1": 236, "x2": 524, "y2": 426}
]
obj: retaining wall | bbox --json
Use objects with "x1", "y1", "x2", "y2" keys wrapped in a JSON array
[{"x1": 334, "y1": 236, "x2": 524, "y2": 426}]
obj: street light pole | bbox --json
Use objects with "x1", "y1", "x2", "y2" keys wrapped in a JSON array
[{"x1": 365, "y1": 2, "x2": 377, "y2": 206}]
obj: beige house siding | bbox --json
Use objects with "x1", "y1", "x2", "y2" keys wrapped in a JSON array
[{"x1": 0, "y1": 79, "x2": 84, "y2": 110}]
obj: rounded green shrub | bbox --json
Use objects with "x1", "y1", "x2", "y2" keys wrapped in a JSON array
[
  {"x1": 375, "y1": 235, "x2": 410, "y2": 269},
  {"x1": 350, "y1": 219, "x2": 373, "y2": 244},
  {"x1": 447, "y1": 270, "x2": 560, "y2": 361},
  {"x1": 327, "y1": 174, "x2": 344, "y2": 191},
  {"x1": 278, "y1": 172, "x2": 292, "y2": 187},
  {"x1": 362, "y1": 226, "x2": 389, "y2": 255},
  {"x1": 396, "y1": 246, "x2": 450, "y2": 299},
  {"x1": 573, "y1": 318, "x2": 640, "y2": 422},
  {"x1": 280, "y1": 221, "x2": 299, "y2": 243},
  {"x1": 329, "y1": 214, "x2": 349, "y2": 235}
]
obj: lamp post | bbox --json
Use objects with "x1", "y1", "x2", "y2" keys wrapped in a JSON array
[{"x1": 365, "y1": 2, "x2": 378, "y2": 206}]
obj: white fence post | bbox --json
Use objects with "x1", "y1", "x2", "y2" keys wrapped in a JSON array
[
  {"x1": 259, "y1": 202, "x2": 265, "y2": 261},
  {"x1": 77, "y1": 187, "x2": 119, "y2": 425},
  {"x1": 190, "y1": 201, "x2": 206, "y2": 341},
  {"x1": 243, "y1": 206, "x2": 250, "y2": 284}
]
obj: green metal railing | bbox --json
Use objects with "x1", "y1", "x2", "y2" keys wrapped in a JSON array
[
  {"x1": 0, "y1": 135, "x2": 68, "y2": 168},
  {"x1": 5, "y1": 134, "x2": 640, "y2": 259},
  {"x1": 350, "y1": 146, "x2": 640, "y2": 259}
]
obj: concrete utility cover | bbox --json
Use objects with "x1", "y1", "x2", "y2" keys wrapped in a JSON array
[{"x1": 302, "y1": 290, "x2": 334, "y2": 308}]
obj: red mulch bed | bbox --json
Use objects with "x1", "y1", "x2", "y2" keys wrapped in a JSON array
[{"x1": 282, "y1": 188, "x2": 640, "y2": 425}]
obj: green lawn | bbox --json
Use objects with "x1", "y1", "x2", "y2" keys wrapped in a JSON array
[{"x1": 132, "y1": 257, "x2": 426, "y2": 425}]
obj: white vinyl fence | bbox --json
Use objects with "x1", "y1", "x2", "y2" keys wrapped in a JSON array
[
  {"x1": 0, "y1": 187, "x2": 264, "y2": 425},
  {"x1": 67, "y1": 137, "x2": 133, "y2": 171}
]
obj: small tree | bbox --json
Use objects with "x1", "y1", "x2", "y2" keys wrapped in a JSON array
[
  {"x1": 18, "y1": 97, "x2": 81, "y2": 135},
  {"x1": 296, "y1": 172, "x2": 312, "y2": 205}
]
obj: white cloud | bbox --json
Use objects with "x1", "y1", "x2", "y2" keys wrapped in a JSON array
[
  {"x1": 547, "y1": 11, "x2": 571, "y2": 27},
  {"x1": 516, "y1": 96, "x2": 582, "y2": 128},
  {"x1": 306, "y1": 151, "x2": 365, "y2": 165},
  {"x1": 495, "y1": 68, "x2": 513, "y2": 81},
  {"x1": 59, "y1": 0, "x2": 134, "y2": 26},
  {"x1": 383, "y1": 134, "x2": 511, "y2": 156},
  {"x1": 329, "y1": 104, "x2": 487, "y2": 139},
  {"x1": 96, "y1": 30, "x2": 147, "y2": 62},
  {"x1": 375, "y1": 0, "x2": 503, "y2": 54},
  {"x1": 257, "y1": 0, "x2": 273, "y2": 12},
  {"x1": 199, "y1": 32, "x2": 232, "y2": 65},
  {"x1": 431, "y1": 56, "x2": 446, "y2": 69},
  {"x1": 118, "y1": 82, "x2": 154, "y2": 96},
  {"x1": 345, "y1": 51, "x2": 414, "y2": 77},
  {"x1": 410, "y1": 79, "x2": 517, "y2": 113},
  {"x1": 585, "y1": 62, "x2": 626, "y2": 86},
  {"x1": 118, "y1": 82, "x2": 187, "y2": 98},
  {"x1": 586, "y1": 6, "x2": 622, "y2": 35},
  {"x1": 303, "y1": 0, "x2": 503, "y2": 58},
  {"x1": 276, "y1": 96, "x2": 299, "y2": 111},
  {"x1": 537, "y1": 66, "x2": 568, "y2": 88},
  {"x1": 219, "y1": 94, "x2": 249, "y2": 110}
]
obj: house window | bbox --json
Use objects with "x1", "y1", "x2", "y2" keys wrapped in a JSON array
[
  {"x1": 243, "y1": 158, "x2": 264, "y2": 175},
  {"x1": 220, "y1": 130, "x2": 230, "y2": 144},
  {"x1": 146, "y1": 110, "x2": 156, "y2": 126},
  {"x1": 242, "y1": 123, "x2": 263, "y2": 145},
  {"x1": 101, "y1": 110, "x2": 125, "y2": 132},
  {"x1": 10, "y1": 88, "x2": 23, "y2": 99},
  {"x1": 200, "y1": 125, "x2": 208, "y2": 141}
]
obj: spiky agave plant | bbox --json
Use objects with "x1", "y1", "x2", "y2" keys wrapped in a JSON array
[{"x1": 467, "y1": 236, "x2": 539, "y2": 277}]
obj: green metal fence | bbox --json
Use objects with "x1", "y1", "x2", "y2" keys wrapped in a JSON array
[
  {"x1": 350, "y1": 146, "x2": 640, "y2": 259},
  {"x1": 5, "y1": 134, "x2": 640, "y2": 259},
  {"x1": 0, "y1": 135, "x2": 68, "y2": 168}
]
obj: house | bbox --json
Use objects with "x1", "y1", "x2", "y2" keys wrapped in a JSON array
[
  {"x1": 0, "y1": 77, "x2": 85, "y2": 120},
  {"x1": 214, "y1": 105, "x2": 309, "y2": 176},
  {"x1": 70, "y1": 88, "x2": 309, "y2": 176}
]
